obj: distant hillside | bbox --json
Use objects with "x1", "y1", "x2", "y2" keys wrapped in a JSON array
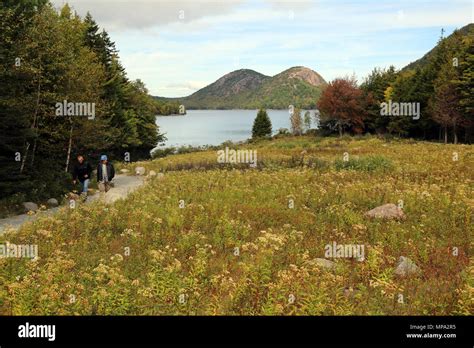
[
  {"x1": 155, "y1": 66, "x2": 327, "y2": 109},
  {"x1": 403, "y1": 23, "x2": 474, "y2": 71},
  {"x1": 191, "y1": 69, "x2": 269, "y2": 99}
]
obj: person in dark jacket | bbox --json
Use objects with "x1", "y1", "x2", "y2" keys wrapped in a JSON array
[
  {"x1": 97, "y1": 155, "x2": 115, "y2": 193},
  {"x1": 72, "y1": 155, "x2": 92, "y2": 197}
]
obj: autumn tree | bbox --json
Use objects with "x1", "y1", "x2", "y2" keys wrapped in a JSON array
[
  {"x1": 290, "y1": 107, "x2": 303, "y2": 135},
  {"x1": 303, "y1": 111, "x2": 312, "y2": 131},
  {"x1": 318, "y1": 76, "x2": 367, "y2": 137}
]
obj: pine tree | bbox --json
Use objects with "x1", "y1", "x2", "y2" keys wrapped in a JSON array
[
  {"x1": 455, "y1": 29, "x2": 474, "y2": 141},
  {"x1": 360, "y1": 66, "x2": 397, "y2": 134},
  {"x1": 252, "y1": 108, "x2": 272, "y2": 138},
  {"x1": 0, "y1": 2, "x2": 43, "y2": 196}
]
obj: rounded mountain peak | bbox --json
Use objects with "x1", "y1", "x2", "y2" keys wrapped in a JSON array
[{"x1": 277, "y1": 66, "x2": 327, "y2": 86}]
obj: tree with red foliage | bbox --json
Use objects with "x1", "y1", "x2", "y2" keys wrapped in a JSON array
[{"x1": 317, "y1": 76, "x2": 370, "y2": 137}]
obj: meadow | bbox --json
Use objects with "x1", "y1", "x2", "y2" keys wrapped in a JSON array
[{"x1": 0, "y1": 136, "x2": 472, "y2": 315}]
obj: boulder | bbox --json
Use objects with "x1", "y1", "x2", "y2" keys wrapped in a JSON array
[
  {"x1": 148, "y1": 170, "x2": 157, "y2": 177},
  {"x1": 120, "y1": 168, "x2": 130, "y2": 174},
  {"x1": 23, "y1": 202, "x2": 38, "y2": 212},
  {"x1": 46, "y1": 198, "x2": 59, "y2": 207},
  {"x1": 68, "y1": 192, "x2": 80, "y2": 200},
  {"x1": 394, "y1": 256, "x2": 421, "y2": 277},
  {"x1": 343, "y1": 286, "x2": 360, "y2": 298},
  {"x1": 365, "y1": 203, "x2": 405, "y2": 220},
  {"x1": 135, "y1": 166, "x2": 146, "y2": 176},
  {"x1": 305, "y1": 258, "x2": 336, "y2": 270}
]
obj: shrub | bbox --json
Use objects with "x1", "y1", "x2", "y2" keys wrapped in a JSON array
[{"x1": 334, "y1": 156, "x2": 393, "y2": 172}]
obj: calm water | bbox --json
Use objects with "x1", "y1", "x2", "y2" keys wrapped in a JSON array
[{"x1": 156, "y1": 109, "x2": 296, "y2": 148}]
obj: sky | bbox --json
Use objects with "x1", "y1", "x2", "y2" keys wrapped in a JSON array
[{"x1": 51, "y1": 0, "x2": 473, "y2": 97}]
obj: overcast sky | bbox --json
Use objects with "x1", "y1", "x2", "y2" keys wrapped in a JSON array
[{"x1": 51, "y1": 0, "x2": 473, "y2": 97}]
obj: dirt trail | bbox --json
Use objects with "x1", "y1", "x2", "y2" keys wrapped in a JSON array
[{"x1": 0, "y1": 174, "x2": 145, "y2": 234}]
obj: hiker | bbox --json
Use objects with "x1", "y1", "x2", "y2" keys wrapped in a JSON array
[
  {"x1": 97, "y1": 155, "x2": 115, "y2": 193},
  {"x1": 72, "y1": 155, "x2": 92, "y2": 198}
]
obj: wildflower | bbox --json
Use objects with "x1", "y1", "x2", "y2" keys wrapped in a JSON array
[
  {"x1": 37, "y1": 229, "x2": 52, "y2": 238},
  {"x1": 110, "y1": 254, "x2": 123, "y2": 263}
]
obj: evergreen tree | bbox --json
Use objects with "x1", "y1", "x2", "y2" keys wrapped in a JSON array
[
  {"x1": 454, "y1": 28, "x2": 474, "y2": 142},
  {"x1": 252, "y1": 108, "x2": 272, "y2": 138},
  {"x1": 360, "y1": 66, "x2": 397, "y2": 133},
  {"x1": 0, "y1": 4, "x2": 35, "y2": 196},
  {"x1": 430, "y1": 67, "x2": 463, "y2": 143}
]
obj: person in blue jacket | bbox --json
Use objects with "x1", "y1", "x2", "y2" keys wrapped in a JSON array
[{"x1": 97, "y1": 155, "x2": 115, "y2": 193}]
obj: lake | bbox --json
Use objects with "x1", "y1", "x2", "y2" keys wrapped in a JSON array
[{"x1": 155, "y1": 109, "x2": 315, "y2": 148}]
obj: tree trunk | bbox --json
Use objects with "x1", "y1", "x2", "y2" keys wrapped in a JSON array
[
  {"x1": 338, "y1": 123, "x2": 342, "y2": 138},
  {"x1": 444, "y1": 126, "x2": 448, "y2": 144},
  {"x1": 453, "y1": 124, "x2": 458, "y2": 144},
  {"x1": 19, "y1": 142, "x2": 30, "y2": 173},
  {"x1": 20, "y1": 66, "x2": 42, "y2": 173},
  {"x1": 65, "y1": 120, "x2": 74, "y2": 173},
  {"x1": 30, "y1": 137, "x2": 38, "y2": 167}
]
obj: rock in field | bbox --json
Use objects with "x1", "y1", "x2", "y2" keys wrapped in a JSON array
[
  {"x1": 394, "y1": 256, "x2": 421, "y2": 277},
  {"x1": 23, "y1": 202, "x2": 38, "y2": 212},
  {"x1": 305, "y1": 258, "x2": 336, "y2": 270},
  {"x1": 343, "y1": 286, "x2": 360, "y2": 298},
  {"x1": 68, "y1": 192, "x2": 80, "y2": 200},
  {"x1": 120, "y1": 169, "x2": 130, "y2": 174},
  {"x1": 365, "y1": 203, "x2": 405, "y2": 220},
  {"x1": 148, "y1": 170, "x2": 157, "y2": 177},
  {"x1": 46, "y1": 198, "x2": 59, "y2": 207},
  {"x1": 135, "y1": 166, "x2": 146, "y2": 176}
]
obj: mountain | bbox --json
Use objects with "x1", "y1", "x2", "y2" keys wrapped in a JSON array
[
  {"x1": 403, "y1": 23, "x2": 474, "y2": 71},
  {"x1": 156, "y1": 66, "x2": 327, "y2": 109},
  {"x1": 191, "y1": 69, "x2": 269, "y2": 99}
]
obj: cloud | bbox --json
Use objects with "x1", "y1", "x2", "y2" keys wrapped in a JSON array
[
  {"x1": 51, "y1": 0, "x2": 244, "y2": 31},
  {"x1": 166, "y1": 81, "x2": 207, "y2": 91}
]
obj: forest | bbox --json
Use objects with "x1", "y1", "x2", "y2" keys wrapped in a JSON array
[
  {"x1": 0, "y1": 0, "x2": 177, "y2": 203},
  {"x1": 317, "y1": 24, "x2": 473, "y2": 143}
]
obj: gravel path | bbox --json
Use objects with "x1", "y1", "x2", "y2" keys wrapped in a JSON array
[{"x1": 0, "y1": 174, "x2": 145, "y2": 234}]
